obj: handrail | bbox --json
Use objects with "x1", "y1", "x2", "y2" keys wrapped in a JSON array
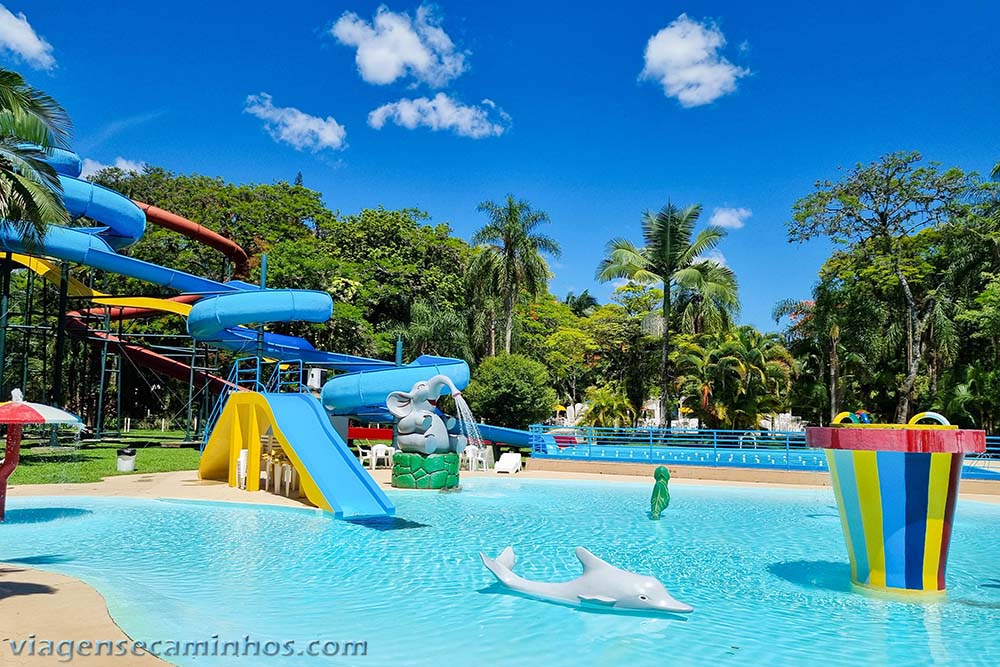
[
  {"x1": 529, "y1": 425, "x2": 1000, "y2": 479},
  {"x1": 201, "y1": 357, "x2": 312, "y2": 449}
]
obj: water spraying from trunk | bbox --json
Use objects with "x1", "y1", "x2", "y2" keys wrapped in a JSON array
[{"x1": 452, "y1": 393, "x2": 484, "y2": 452}]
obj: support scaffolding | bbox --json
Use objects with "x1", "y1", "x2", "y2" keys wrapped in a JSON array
[{"x1": 0, "y1": 262, "x2": 226, "y2": 442}]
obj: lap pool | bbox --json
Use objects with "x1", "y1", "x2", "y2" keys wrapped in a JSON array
[{"x1": 2, "y1": 479, "x2": 998, "y2": 666}]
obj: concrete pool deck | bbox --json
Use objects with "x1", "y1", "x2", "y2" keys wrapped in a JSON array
[{"x1": 3, "y1": 466, "x2": 998, "y2": 666}]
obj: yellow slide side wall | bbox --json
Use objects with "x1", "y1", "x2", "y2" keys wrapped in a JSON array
[{"x1": 198, "y1": 392, "x2": 329, "y2": 511}]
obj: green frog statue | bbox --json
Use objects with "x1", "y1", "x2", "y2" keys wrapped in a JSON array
[{"x1": 649, "y1": 466, "x2": 671, "y2": 520}]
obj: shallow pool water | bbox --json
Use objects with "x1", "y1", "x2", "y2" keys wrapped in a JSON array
[{"x1": 2, "y1": 479, "x2": 999, "y2": 666}]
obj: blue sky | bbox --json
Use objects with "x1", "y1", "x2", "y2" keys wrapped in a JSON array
[{"x1": 5, "y1": 1, "x2": 1000, "y2": 330}]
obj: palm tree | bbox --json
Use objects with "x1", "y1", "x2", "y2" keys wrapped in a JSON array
[
  {"x1": 579, "y1": 384, "x2": 635, "y2": 427},
  {"x1": 674, "y1": 261, "x2": 739, "y2": 334},
  {"x1": 992, "y1": 161, "x2": 999, "y2": 180},
  {"x1": 397, "y1": 300, "x2": 471, "y2": 361},
  {"x1": 469, "y1": 195, "x2": 561, "y2": 354},
  {"x1": 0, "y1": 68, "x2": 72, "y2": 243},
  {"x1": 564, "y1": 289, "x2": 598, "y2": 317},
  {"x1": 721, "y1": 327, "x2": 797, "y2": 428},
  {"x1": 596, "y1": 202, "x2": 737, "y2": 426}
]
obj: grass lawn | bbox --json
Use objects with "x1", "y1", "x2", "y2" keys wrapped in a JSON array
[{"x1": 9, "y1": 442, "x2": 201, "y2": 485}]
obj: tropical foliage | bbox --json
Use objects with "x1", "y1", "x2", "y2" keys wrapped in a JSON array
[
  {"x1": 0, "y1": 68, "x2": 72, "y2": 242},
  {"x1": 596, "y1": 203, "x2": 738, "y2": 425},
  {"x1": 468, "y1": 195, "x2": 561, "y2": 354},
  {"x1": 780, "y1": 151, "x2": 1000, "y2": 427},
  {"x1": 464, "y1": 354, "x2": 557, "y2": 429}
]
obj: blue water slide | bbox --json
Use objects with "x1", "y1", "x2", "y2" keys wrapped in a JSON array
[
  {"x1": 321, "y1": 355, "x2": 470, "y2": 417},
  {"x1": 263, "y1": 392, "x2": 395, "y2": 518},
  {"x1": 187, "y1": 290, "x2": 333, "y2": 339},
  {"x1": 475, "y1": 423, "x2": 533, "y2": 448}
]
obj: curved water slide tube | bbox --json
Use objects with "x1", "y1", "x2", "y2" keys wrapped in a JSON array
[
  {"x1": 24, "y1": 149, "x2": 472, "y2": 410},
  {"x1": 15, "y1": 150, "x2": 332, "y2": 362}
]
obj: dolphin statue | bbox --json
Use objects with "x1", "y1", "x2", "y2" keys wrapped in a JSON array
[{"x1": 480, "y1": 546, "x2": 693, "y2": 614}]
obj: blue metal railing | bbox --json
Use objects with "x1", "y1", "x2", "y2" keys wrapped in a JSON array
[
  {"x1": 529, "y1": 425, "x2": 1000, "y2": 479},
  {"x1": 964, "y1": 435, "x2": 1000, "y2": 479},
  {"x1": 201, "y1": 358, "x2": 310, "y2": 449},
  {"x1": 265, "y1": 359, "x2": 307, "y2": 394}
]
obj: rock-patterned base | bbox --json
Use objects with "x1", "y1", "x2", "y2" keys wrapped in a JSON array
[{"x1": 391, "y1": 452, "x2": 460, "y2": 489}]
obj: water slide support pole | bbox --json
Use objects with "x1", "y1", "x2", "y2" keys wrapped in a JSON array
[
  {"x1": 20, "y1": 270, "x2": 32, "y2": 393},
  {"x1": 395, "y1": 335, "x2": 403, "y2": 366},
  {"x1": 185, "y1": 340, "x2": 196, "y2": 440},
  {"x1": 0, "y1": 252, "x2": 10, "y2": 398},
  {"x1": 256, "y1": 254, "x2": 267, "y2": 366},
  {"x1": 50, "y1": 262, "x2": 69, "y2": 407},
  {"x1": 96, "y1": 308, "x2": 110, "y2": 438}
]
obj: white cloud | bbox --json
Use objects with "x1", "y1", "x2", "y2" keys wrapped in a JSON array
[
  {"x1": 0, "y1": 4, "x2": 55, "y2": 70},
  {"x1": 244, "y1": 93, "x2": 346, "y2": 152},
  {"x1": 368, "y1": 93, "x2": 509, "y2": 138},
  {"x1": 80, "y1": 157, "x2": 145, "y2": 179},
  {"x1": 331, "y1": 5, "x2": 466, "y2": 87},
  {"x1": 700, "y1": 249, "x2": 728, "y2": 267},
  {"x1": 709, "y1": 206, "x2": 751, "y2": 229},
  {"x1": 640, "y1": 13, "x2": 748, "y2": 107}
]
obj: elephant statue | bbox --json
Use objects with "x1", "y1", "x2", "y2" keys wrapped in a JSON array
[{"x1": 386, "y1": 374, "x2": 467, "y2": 455}]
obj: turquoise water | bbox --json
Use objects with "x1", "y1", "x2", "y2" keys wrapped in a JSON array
[{"x1": 2, "y1": 479, "x2": 999, "y2": 666}]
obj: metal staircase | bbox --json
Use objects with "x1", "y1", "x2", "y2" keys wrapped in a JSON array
[{"x1": 201, "y1": 357, "x2": 309, "y2": 449}]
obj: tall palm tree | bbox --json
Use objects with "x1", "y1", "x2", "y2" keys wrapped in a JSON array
[
  {"x1": 596, "y1": 202, "x2": 737, "y2": 426},
  {"x1": 469, "y1": 195, "x2": 561, "y2": 354},
  {"x1": 0, "y1": 68, "x2": 71, "y2": 243}
]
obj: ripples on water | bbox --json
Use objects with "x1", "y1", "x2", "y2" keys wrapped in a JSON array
[{"x1": 2, "y1": 481, "x2": 999, "y2": 666}]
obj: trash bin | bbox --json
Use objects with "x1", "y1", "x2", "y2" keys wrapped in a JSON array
[{"x1": 116, "y1": 448, "x2": 137, "y2": 473}]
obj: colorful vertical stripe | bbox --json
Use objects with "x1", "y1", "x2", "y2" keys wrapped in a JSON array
[{"x1": 824, "y1": 449, "x2": 964, "y2": 593}]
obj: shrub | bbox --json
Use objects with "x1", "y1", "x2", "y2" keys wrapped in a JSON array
[{"x1": 464, "y1": 354, "x2": 557, "y2": 429}]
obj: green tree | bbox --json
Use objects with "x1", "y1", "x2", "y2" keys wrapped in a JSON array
[
  {"x1": 674, "y1": 327, "x2": 796, "y2": 429},
  {"x1": 582, "y1": 304, "x2": 659, "y2": 422},
  {"x1": 543, "y1": 327, "x2": 597, "y2": 405},
  {"x1": 0, "y1": 68, "x2": 72, "y2": 242},
  {"x1": 396, "y1": 300, "x2": 470, "y2": 361},
  {"x1": 675, "y1": 260, "x2": 739, "y2": 334},
  {"x1": 469, "y1": 195, "x2": 561, "y2": 354},
  {"x1": 788, "y1": 151, "x2": 972, "y2": 421},
  {"x1": 611, "y1": 282, "x2": 663, "y2": 317},
  {"x1": 512, "y1": 293, "x2": 577, "y2": 363},
  {"x1": 579, "y1": 384, "x2": 635, "y2": 427},
  {"x1": 596, "y1": 202, "x2": 736, "y2": 425},
  {"x1": 464, "y1": 354, "x2": 557, "y2": 429}
]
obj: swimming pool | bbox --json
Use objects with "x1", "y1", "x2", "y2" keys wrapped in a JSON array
[{"x1": 2, "y1": 480, "x2": 999, "y2": 666}]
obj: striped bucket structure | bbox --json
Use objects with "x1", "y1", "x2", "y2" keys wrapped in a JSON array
[{"x1": 807, "y1": 413, "x2": 985, "y2": 595}]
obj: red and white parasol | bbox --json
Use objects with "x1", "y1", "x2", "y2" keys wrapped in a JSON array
[{"x1": 0, "y1": 389, "x2": 82, "y2": 520}]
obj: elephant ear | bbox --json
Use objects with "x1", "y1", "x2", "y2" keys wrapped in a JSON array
[{"x1": 386, "y1": 392, "x2": 412, "y2": 418}]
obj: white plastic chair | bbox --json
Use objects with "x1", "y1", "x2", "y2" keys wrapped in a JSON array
[
  {"x1": 473, "y1": 446, "x2": 488, "y2": 471},
  {"x1": 372, "y1": 444, "x2": 393, "y2": 469},
  {"x1": 358, "y1": 442, "x2": 373, "y2": 468},
  {"x1": 236, "y1": 449, "x2": 248, "y2": 489},
  {"x1": 463, "y1": 445, "x2": 480, "y2": 471}
]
